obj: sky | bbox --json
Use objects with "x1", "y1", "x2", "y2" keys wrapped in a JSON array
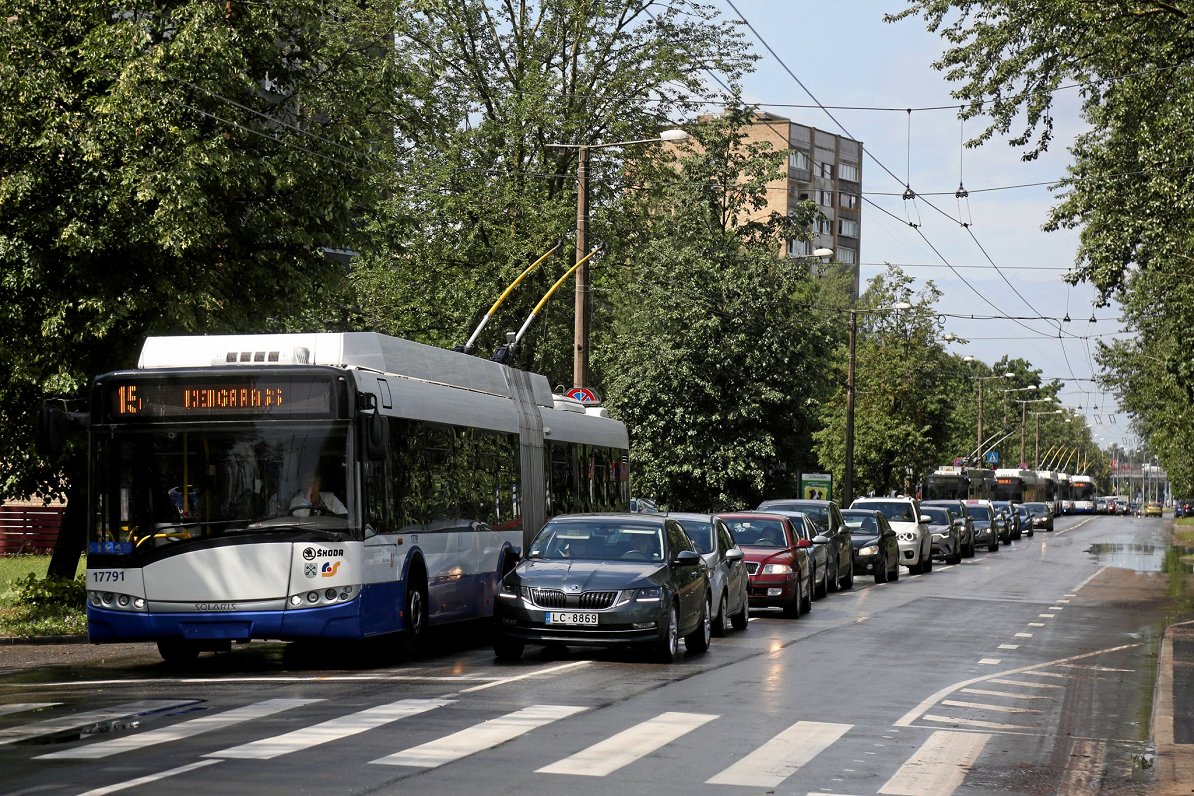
[{"x1": 706, "y1": 1, "x2": 1132, "y2": 452}]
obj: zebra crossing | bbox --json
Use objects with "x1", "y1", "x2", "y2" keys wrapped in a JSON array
[{"x1": 2, "y1": 696, "x2": 1000, "y2": 793}]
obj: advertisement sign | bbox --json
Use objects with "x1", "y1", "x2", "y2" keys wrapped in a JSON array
[{"x1": 800, "y1": 472, "x2": 833, "y2": 501}]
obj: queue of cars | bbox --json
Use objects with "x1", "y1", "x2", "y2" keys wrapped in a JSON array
[{"x1": 493, "y1": 493, "x2": 1059, "y2": 662}]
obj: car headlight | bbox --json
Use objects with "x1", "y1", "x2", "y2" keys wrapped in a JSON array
[
  {"x1": 497, "y1": 581, "x2": 520, "y2": 600},
  {"x1": 634, "y1": 586, "x2": 663, "y2": 603},
  {"x1": 761, "y1": 563, "x2": 793, "y2": 575},
  {"x1": 859, "y1": 545, "x2": 879, "y2": 556},
  {"x1": 931, "y1": 533, "x2": 946, "y2": 540}
]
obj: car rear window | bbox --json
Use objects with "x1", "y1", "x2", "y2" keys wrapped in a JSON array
[{"x1": 723, "y1": 518, "x2": 789, "y2": 547}]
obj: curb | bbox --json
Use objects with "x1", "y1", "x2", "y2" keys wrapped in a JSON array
[{"x1": 0, "y1": 634, "x2": 88, "y2": 646}]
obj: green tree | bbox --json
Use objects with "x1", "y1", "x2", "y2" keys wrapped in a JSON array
[
  {"x1": 596, "y1": 109, "x2": 827, "y2": 510},
  {"x1": 889, "y1": 0, "x2": 1194, "y2": 506},
  {"x1": 0, "y1": 1, "x2": 403, "y2": 574},
  {"x1": 352, "y1": 0, "x2": 754, "y2": 381},
  {"x1": 813, "y1": 268, "x2": 960, "y2": 498}
]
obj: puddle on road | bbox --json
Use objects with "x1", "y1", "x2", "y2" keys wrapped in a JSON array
[{"x1": 1086, "y1": 543, "x2": 1194, "y2": 574}]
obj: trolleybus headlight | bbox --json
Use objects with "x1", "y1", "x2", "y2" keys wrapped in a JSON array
[
  {"x1": 325, "y1": 588, "x2": 337, "y2": 601},
  {"x1": 133, "y1": 597, "x2": 145, "y2": 609},
  {"x1": 290, "y1": 595, "x2": 303, "y2": 606},
  {"x1": 117, "y1": 595, "x2": 130, "y2": 607},
  {"x1": 89, "y1": 593, "x2": 101, "y2": 607},
  {"x1": 306, "y1": 591, "x2": 319, "y2": 603},
  {"x1": 102, "y1": 592, "x2": 114, "y2": 605}
]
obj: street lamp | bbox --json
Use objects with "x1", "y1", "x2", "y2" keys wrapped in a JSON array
[
  {"x1": 1012, "y1": 395, "x2": 1053, "y2": 467},
  {"x1": 552, "y1": 128, "x2": 689, "y2": 388},
  {"x1": 844, "y1": 301, "x2": 912, "y2": 506},
  {"x1": 962, "y1": 359, "x2": 1015, "y2": 465}
]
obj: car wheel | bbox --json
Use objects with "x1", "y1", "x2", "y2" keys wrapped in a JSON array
[
  {"x1": 655, "y1": 602, "x2": 680, "y2": 662},
  {"x1": 923, "y1": 547, "x2": 933, "y2": 572},
  {"x1": 948, "y1": 543, "x2": 962, "y2": 565},
  {"x1": 889, "y1": 554, "x2": 900, "y2": 581},
  {"x1": 685, "y1": 594, "x2": 712, "y2": 654},
  {"x1": 840, "y1": 563, "x2": 854, "y2": 590},
  {"x1": 730, "y1": 596, "x2": 749, "y2": 631},
  {"x1": 827, "y1": 553, "x2": 840, "y2": 593},
  {"x1": 1027, "y1": 527, "x2": 1035, "y2": 537},
  {"x1": 493, "y1": 635, "x2": 524, "y2": 661},
  {"x1": 801, "y1": 566, "x2": 813, "y2": 614},
  {"x1": 874, "y1": 554, "x2": 888, "y2": 584},
  {"x1": 712, "y1": 592, "x2": 729, "y2": 638},
  {"x1": 782, "y1": 583, "x2": 802, "y2": 618},
  {"x1": 813, "y1": 562, "x2": 827, "y2": 600},
  {"x1": 988, "y1": 535, "x2": 1000, "y2": 552}
]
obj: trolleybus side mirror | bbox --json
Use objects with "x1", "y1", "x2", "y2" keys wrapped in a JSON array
[
  {"x1": 363, "y1": 410, "x2": 388, "y2": 462},
  {"x1": 36, "y1": 399, "x2": 88, "y2": 458}
]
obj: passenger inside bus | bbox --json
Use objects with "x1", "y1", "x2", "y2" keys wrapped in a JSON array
[{"x1": 290, "y1": 469, "x2": 348, "y2": 517}]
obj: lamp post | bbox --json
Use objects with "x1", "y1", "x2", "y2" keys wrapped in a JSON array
[
  {"x1": 963, "y1": 360, "x2": 1015, "y2": 465},
  {"x1": 552, "y1": 128, "x2": 689, "y2": 388},
  {"x1": 844, "y1": 301, "x2": 912, "y2": 506},
  {"x1": 1012, "y1": 396, "x2": 1053, "y2": 467}
]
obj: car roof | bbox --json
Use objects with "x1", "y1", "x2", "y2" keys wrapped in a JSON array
[
  {"x1": 667, "y1": 512, "x2": 713, "y2": 521},
  {"x1": 717, "y1": 511, "x2": 790, "y2": 521},
  {"x1": 759, "y1": 499, "x2": 836, "y2": 507},
  {"x1": 548, "y1": 513, "x2": 668, "y2": 525}
]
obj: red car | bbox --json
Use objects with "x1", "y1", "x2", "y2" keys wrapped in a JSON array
[{"x1": 716, "y1": 512, "x2": 813, "y2": 618}]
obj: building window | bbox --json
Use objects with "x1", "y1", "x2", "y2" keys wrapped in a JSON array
[
  {"x1": 788, "y1": 150, "x2": 809, "y2": 170},
  {"x1": 819, "y1": 190, "x2": 834, "y2": 207},
  {"x1": 816, "y1": 217, "x2": 833, "y2": 235},
  {"x1": 818, "y1": 161, "x2": 834, "y2": 179},
  {"x1": 839, "y1": 192, "x2": 858, "y2": 210},
  {"x1": 836, "y1": 247, "x2": 857, "y2": 264},
  {"x1": 787, "y1": 239, "x2": 810, "y2": 257},
  {"x1": 839, "y1": 219, "x2": 859, "y2": 237},
  {"x1": 839, "y1": 162, "x2": 859, "y2": 182}
]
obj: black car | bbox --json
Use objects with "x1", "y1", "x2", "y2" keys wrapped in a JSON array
[
  {"x1": 1022, "y1": 501, "x2": 1054, "y2": 532},
  {"x1": 757, "y1": 499, "x2": 854, "y2": 591},
  {"x1": 919, "y1": 499, "x2": 977, "y2": 558},
  {"x1": 493, "y1": 514, "x2": 711, "y2": 662},
  {"x1": 841, "y1": 509, "x2": 900, "y2": 583},
  {"x1": 992, "y1": 501, "x2": 1023, "y2": 541}
]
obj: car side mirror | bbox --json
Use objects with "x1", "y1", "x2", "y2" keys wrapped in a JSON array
[
  {"x1": 796, "y1": 538, "x2": 812, "y2": 548},
  {"x1": 812, "y1": 534, "x2": 829, "y2": 545},
  {"x1": 673, "y1": 549, "x2": 702, "y2": 566},
  {"x1": 726, "y1": 547, "x2": 744, "y2": 563}
]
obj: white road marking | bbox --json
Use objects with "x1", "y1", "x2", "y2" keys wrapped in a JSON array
[
  {"x1": 960, "y1": 688, "x2": 1053, "y2": 701},
  {"x1": 1018, "y1": 671, "x2": 1069, "y2": 679},
  {"x1": 75, "y1": 760, "x2": 222, "y2": 796},
  {"x1": 1015, "y1": 633, "x2": 1034, "y2": 638},
  {"x1": 205, "y1": 698, "x2": 451, "y2": 760},
  {"x1": 1048, "y1": 606, "x2": 1065, "y2": 611},
  {"x1": 0, "y1": 703, "x2": 58, "y2": 717},
  {"x1": 894, "y1": 642, "x2": 1139, "y2": 727},
  {"x1": 705, "y1": 721, "x2": 852, "y2": 787},
  {"x1": 922, "y1": 715, "x2": 1029, "y2": 731},
  {"x1": 536, "y1": 711, "x2": 716, "y2": 776},
  {"x1": 1028, "y1": 622, "x2": 1045, "y2": 627},
  {"x1": 990, "y1": 678, "x2": 1064, "y2": 689},
  {"x1": 1057, "y1": 599, "x2": 1071, "y2": 603},
  {"x1": 878, "y1": 730, "x2": 992, "y2": 796},
  {"x1": 0, "y1": 700, "x2": 197, "y2": 745},
  {"x1": 37, "y1": 699, "x2": 320, "y2": 760},
  {"x1": 452, "y1": 660, "x2": 591, "y2": 695},
  {"x1": 1039, "y1": 613, "x2": 1056, "y2": 618},
  {"x1": 978, "y1": 658, "x2": 1001, "y2": 665},
  {"x1": 1072, "y1": 565, "x2": 1107, "y2": 592},
  {"x1": 998, "y1": 644, "x2": 1020, "y2": 650},
  {"x1": 371, "y1": 704, "x2": 587, "y2": 768},
  {"x1": 1056, "y1": 663, "x2": 1134, "y2": 673},
  {"x1": 940, "y1": 700, "x2": 1041, "y2": 714}
]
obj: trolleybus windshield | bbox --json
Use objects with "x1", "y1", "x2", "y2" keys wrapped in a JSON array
[{"x1": 90, "y1": 423, "x2": 353, "y2": 556}]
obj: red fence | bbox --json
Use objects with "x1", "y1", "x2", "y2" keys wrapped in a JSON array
[{"x1": 0, "y1": 505, "x2": 64, "y2": 556}]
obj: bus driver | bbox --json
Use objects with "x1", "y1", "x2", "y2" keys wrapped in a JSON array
[{"x1": 290, "y1": 470, "x2": 348, "y2": 517}]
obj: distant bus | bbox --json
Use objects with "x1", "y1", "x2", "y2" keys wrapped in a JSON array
[
  {"x1": 1036, "y1": 471, "x2": 1061, "y2": 516},
  {"x1": 1057, "y1": 472, "x2": 1073, "y2": 514},
  {"x1": 80, "y1": 333, "x2": 630, "y2": 662},
  {"x1": 994, "y1": 468, "x2": 1045, "y2": 503},
  {"x1": 920, "y1": 466, "x2": 994, "y2": 501},
  {"x1": 1070, "y1": 475, "x2": 1097, "y2": 513}
]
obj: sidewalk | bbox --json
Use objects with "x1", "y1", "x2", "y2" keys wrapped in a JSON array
[{"x1": 1155, "y1": 518, "x2": 1194, "y2": 794}]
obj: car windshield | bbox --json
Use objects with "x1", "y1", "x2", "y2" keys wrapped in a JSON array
[
  {"x1": 723, "y1": 518, "x2": 789, "y2": 547},
  {"x1": 528, "y1": 521, "x2": 663, "y2": 562},
  {"x1": 1025, "y1": 503, "x2": 1047, "y2": 516},
  {"x1": 965, "y1": 505, "x2": 991, "y2": 522},
  {"x1": 854, "y1": 501, "x2": 917, "y2": 522},
  {"x1": 675, "y1": 517, "x2": 713, "y2": 554},
  {"x1": 922, "y1": 507, "x2": 951, "y2": 525},
  {"x1": 768, "y1": 503, "x2": 828, "y2": 531},
  {"x1": 841, "y1": 514, "x2": 878, "y2": 534}
]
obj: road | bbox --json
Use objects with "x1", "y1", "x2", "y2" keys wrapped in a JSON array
[{"x1": 0, "y1": 512, "x2": 1184, "y2": 796}]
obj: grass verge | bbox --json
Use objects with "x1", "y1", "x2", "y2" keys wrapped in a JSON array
[{"x1": 0, "y1": 555, "x2": 86, "y2": 638}]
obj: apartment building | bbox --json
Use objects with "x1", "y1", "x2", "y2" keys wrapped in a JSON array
[{"x1": 744, "y1": 113, "x2": 863, "y2": 298}]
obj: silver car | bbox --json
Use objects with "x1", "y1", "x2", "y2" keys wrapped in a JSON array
[{"x1": 673, "y1": 513, "x2": 750, "y2": 635}]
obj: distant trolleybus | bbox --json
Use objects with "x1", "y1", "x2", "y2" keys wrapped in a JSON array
[
  {"x1": 920, "y1": 466, "x2": 995, "y2": 501},
  {"x1": 1070, "y1": 475, "x2": 1097, "y2": 514},
  {"x1": 994, "y1": 468, "x2": 1044, "y2": 503},
  {"x1": 83, "y1": 333, "x2": 629, "y2": 662}
]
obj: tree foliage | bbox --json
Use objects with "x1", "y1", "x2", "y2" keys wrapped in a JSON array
[
  {"x1": 0, "y1": 1, "x2": 403, "y2": 570},
  {"x1": 597, "y1": 109, "x2": 828, "y2": 509},
  {"x1": 889, "y1": 0, "x2": 1194, "y2": 491}
]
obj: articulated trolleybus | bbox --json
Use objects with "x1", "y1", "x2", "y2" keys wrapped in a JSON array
[
  {"x1": 1069, "y1": 474, "x2": 1097, "y2": 514},
  {"x1": 85, "y1": 333, "x2": 629, "y2": 662}
]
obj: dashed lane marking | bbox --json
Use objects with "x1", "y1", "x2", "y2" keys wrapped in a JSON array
[{"x1": 705, "y1": 721, "x2": 852, "y2": 787}]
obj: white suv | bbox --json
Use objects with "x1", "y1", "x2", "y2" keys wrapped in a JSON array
[{"x1": 848, "y1": 497, "x2": 933, "y2": 574}]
